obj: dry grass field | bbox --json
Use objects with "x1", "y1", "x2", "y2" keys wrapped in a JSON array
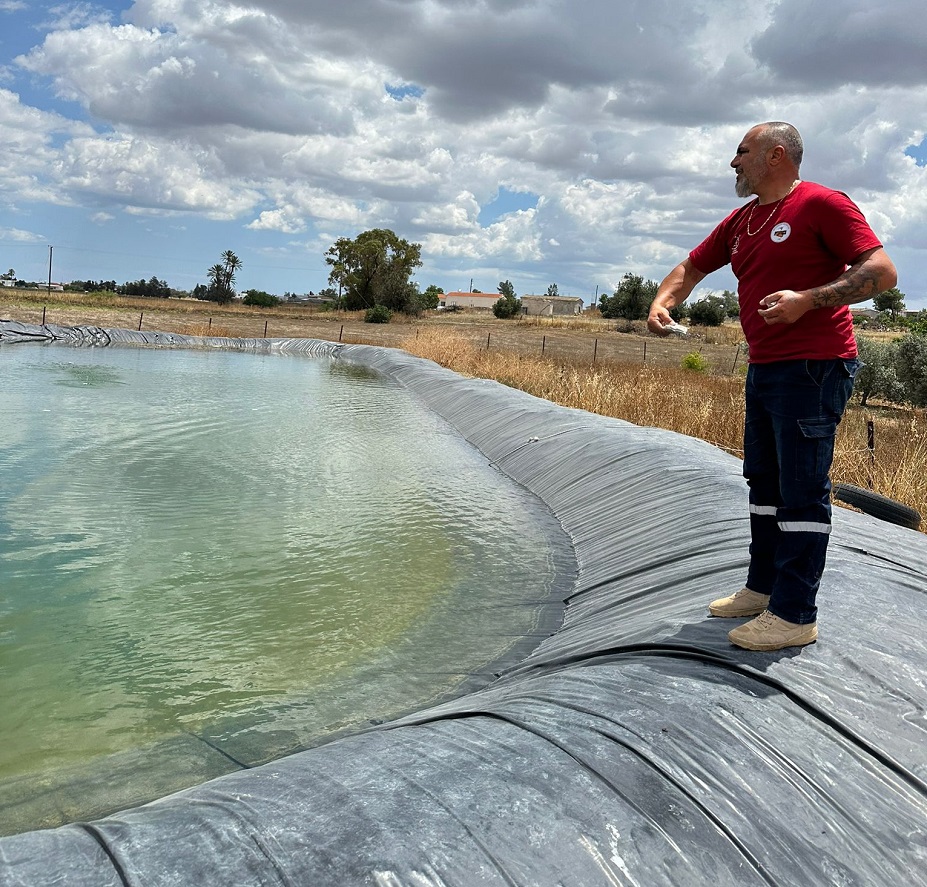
[{"x1": 3, "y1": 289, "x2": 924, "y2": 530}]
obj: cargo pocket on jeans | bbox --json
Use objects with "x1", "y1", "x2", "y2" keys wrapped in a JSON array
[{"x1": 796, "y1": 418, "x2": 837, "y2": 482}]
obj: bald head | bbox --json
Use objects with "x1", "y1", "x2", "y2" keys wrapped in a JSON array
[
  {"x1": 732, "y1": 122, "x2": 804, "y2": 201},
  {"x1": 755, "y1": 122, "x2": 803, "y2": 170}
]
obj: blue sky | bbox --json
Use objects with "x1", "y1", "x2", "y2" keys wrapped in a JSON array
[{"x1": 2, "y1": 1, "x2": 927, "y2": 307}]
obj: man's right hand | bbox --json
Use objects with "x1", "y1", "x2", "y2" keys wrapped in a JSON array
[
  {"x1": 648, "y1": 258, "x2": 706, "y2": 335},
  {"x1": 647, "y1": 306, "x2": 674, "y2": 336}
]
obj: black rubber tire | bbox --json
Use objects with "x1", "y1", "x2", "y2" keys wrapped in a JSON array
[{"x1": 833, "y1": 483, "x2": 922, "y2": 530}]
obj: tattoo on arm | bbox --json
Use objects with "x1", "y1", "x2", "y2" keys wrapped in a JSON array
[{"x1": 808, "y1": 255, "x2": 885, "y2": 309}]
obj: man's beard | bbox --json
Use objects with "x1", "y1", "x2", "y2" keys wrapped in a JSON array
[{"x1": 735, "y1": 165, "x2": 767, "y2": 198}]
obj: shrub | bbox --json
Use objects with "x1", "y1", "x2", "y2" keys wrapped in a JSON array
[
  {"x1": 908, "y1": 310, "x2": 927, "y2": 337},
  {"x1": 681, "y1": 351, "x2": 709, "y2": 373},
  {"x1": 242, "y1": 290, "x2": 280, "y2": 308},
  {"x1": 364, "y1": 304, "x2": 393, "y2": 323}
]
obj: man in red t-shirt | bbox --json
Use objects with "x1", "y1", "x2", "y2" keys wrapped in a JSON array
[{"x1": 647, "y1": 121, "x2": 897, "y2": 652}]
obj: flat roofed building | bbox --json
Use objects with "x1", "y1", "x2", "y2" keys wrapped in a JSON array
[
  {"x1": 440, "y1": 292, "x2": 500, "y2": 310},
  {"x1": 521, "y1": 295, "x2": 584, "y2": 316}
]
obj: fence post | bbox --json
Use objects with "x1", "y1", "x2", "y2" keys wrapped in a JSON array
[
  {"x1": 42, "y1": 305, "x2": 47, "y2": 325},
  {"x1": 643, "y1": 341, "x2": 647, "y2": 363},
  {"x1": 263, "y1": 320, "x2": 268, "y2": 338},
  {"x1": 731, "y1": 343, "x2": 741, "y2": 374},
  {"x1": 593, "y1": 338, "x2": 597, "y2": 364},
  {"x1": 138, "y1": 312, "x2": 143, "y2": 331},
  {"x1": 867, "y1": 420, "x2": 875, "y2": 489},
  {"x1": 207, "y1": 317, "x2": 212, "y2": 331},
  {"x1": 542, "y1": 335, "x2": 546, "y2": 355},
  {"x1": 486, "y1": 332, "x2": 491, "y2": 350},
  {"x1": 339, "y1": 325, "x2": 343, "y2": 342}
]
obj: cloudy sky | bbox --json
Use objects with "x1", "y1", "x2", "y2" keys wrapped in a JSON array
[{"x1": 1, "y1": 0, "x2": 926, "y2": 307}]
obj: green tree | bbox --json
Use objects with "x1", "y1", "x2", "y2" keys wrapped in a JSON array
[
  {"x1": 206, "y1": 263, "x2": 230, "y2": 303},
  {"x1": 688, "y1": 294, "x2": 728, "y2": 326},
  {"x1": 66, "y1": 279, "x2": 117, "y2": 293},
  {"x1": 873, "y1": 287, "x2": 905, "y2": 320},
  {"x1": 325, "y1": 229, "x2": 422, "y2": 312},
  {"x1": 854, "y1": 335, "x2": 905, "y2": 406},
  {"x1": 421, "y1": 284, "x2": 444, "y2": 310},
  {"x1": 895, "y1": 333, "x2": 927, "y2": 407},
  {"x1": 1, "y1": 269, "x2": 14, "y2": 281},
  {"x1": 493, "y1": 280, "x2": 522, "y2": 318},
  {"x1": 120, "y1": 276, "x2": 171, "y2": 298},
  {"x1": 721, "y1": 289, "x2": 739, "y2": 318},
  {"x1": 203, "y1": 250, "x2": 241, "y2": 304},
  {"x1": 221, "y1": 250, "x2": 242, "y2": 287},
  {"x1": 598, "y1": 273, "x2": 658, "y2": 320},
  {"x1": 546, "y1": 283, "x2": 559, "y2": 297}
]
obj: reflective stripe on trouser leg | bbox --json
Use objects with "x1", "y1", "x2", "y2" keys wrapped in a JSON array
[
  {"x1": 746, "y1": 502, "x2": 779, "y2": 596},
  {"x1": 770, "y1": 514, "x2": 831, "y2": 624},
  {"x1": 779, "y1": 521, "x2": 832, "y2": 534}
]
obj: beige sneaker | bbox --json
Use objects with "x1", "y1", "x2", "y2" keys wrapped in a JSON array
[
  {"x1": 708, "y1": 588, "x2": 770, "y2": 617},
  {"x1": 728, "y1": 610, "x2": 818, "y2": 651}
]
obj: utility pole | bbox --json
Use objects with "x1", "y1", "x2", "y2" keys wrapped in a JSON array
[{"x1": 47, "y1": 246, "x2": 53, "y2": 296}]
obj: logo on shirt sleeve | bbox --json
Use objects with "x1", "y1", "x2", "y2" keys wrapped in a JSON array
[{"x1": 771, "y1": 222, "x2": 791, "y2": 243}]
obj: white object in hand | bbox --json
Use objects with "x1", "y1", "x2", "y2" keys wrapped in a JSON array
[{"x1": 664, "y1": 321, "x2": 688, "y2": 336}]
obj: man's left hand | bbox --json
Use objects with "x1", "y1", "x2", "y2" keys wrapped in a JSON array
[{"x1": 757, "y1": 290, "x2": 812, "y2": 324}]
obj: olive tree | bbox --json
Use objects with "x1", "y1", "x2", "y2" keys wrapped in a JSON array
[
  {"x1": 598, "y1": 273, "x2": 658, "y2": 320},
  {"x1": 895, "y1": 332, "x2": 927, "y2": 407},
  {"x1": 688, "y1": 294, "x2": 728, "y2": 327},
  {"x1": 853, "y1": 335, "x2": 905, "y2": 406}
]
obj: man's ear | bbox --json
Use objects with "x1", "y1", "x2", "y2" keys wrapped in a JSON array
[{"x1": 767, "y1": 144, "x2": 786, "y2": 166}]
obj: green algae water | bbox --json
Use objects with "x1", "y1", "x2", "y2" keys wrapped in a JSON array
[{"x1": 0, "y1": 343, "x2": 569, "y2": 832}]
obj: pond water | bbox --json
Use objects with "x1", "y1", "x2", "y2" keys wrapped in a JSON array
[{"x1": 0, "y1": 342, "x2": 570, "y2": 832}]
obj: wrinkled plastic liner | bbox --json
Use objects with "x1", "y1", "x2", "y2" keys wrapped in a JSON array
[{"x1": 1, "y1": 321, "x2": 925, "y2": 887}]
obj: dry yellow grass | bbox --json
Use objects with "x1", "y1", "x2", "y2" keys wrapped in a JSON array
[
  {"x1": 403, "y1": 328, "x2": 746, "y2": 452},
  {"x1": 836, "y1": 409, "x2": 927, "y2": 510},
  {"x1": 402, "y1": 327, "x2": 926, "y2": 531}
]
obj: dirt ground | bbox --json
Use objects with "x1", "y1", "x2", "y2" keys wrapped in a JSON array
[{"x1": 0, "y1": 294, "x2": 748, "y2": 375}]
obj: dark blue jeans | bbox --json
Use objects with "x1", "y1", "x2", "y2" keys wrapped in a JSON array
[{"x1": 743, "y1": 358, "x2": 860, "y2": 624}]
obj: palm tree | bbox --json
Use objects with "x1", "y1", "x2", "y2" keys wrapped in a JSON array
[
  {"x1": 207, "y1": 263, "x2": 225, "y2": 288},
  {"x1": 221, "y1": 250, "x2": 242, "y2": 291}
]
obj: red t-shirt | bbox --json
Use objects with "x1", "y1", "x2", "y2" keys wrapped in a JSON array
[{"x1": 689, "y1": 181, "x2": 882, "y2": 363}]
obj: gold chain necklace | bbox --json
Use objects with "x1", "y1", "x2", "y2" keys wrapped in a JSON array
[
  {"x1": 746, "y1": 196, "x2": 784, "y2": 236},
  {"x1": 745, "y1": 180, "x2": 800, "y2": 236}
]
